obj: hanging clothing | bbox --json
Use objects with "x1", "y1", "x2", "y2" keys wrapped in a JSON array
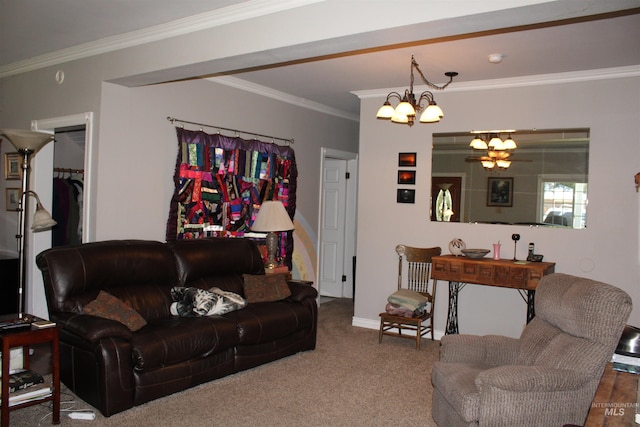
[{"x1": 52, "y1": 175, "x2": 83, "y2": 247}]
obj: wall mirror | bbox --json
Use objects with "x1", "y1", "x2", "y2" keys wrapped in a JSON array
[{"x1": 431, "y1": 128, "x2": 589, "y2": 229}]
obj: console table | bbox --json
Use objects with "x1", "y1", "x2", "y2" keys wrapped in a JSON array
[{"x1": 431, "y1": 255, "x2": 555, "y2": 334}]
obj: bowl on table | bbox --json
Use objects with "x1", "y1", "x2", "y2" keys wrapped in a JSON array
[{"x1": 461, "y1": 249, "x2": 490, "y2": 259}]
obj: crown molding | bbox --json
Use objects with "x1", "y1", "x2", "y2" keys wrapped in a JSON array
[
  {"x1": 0, "y1": 0, "x2": 323, "y2": 79},
  {"x1": 209, "y1": 76, "x2": 360, "y2": 122},
  {"x1": 353, "y1": 65, "x2": 640, "y2": 99}
]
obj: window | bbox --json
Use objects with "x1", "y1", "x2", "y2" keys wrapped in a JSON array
[{"x1": 539, "y1": 176, "x2": 587, "y2": 228}]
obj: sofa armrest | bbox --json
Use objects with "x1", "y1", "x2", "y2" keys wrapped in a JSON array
[
  {"x1": 51, "y1": 312, "x2": 133, "y2": 343},
  {"x1": 476, "y1": 365, "x2": 591, "y2": 393},
  {"x1": 286, "y1": 281, "x2": 318, "y2": 302},
  {"x1": 440, "y1": 334, "x2": 520, "y2": 366}
]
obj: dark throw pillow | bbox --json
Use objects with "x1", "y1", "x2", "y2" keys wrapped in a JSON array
[
  {"x1": 242, "y1": 274, "x2": 292, "y2": 303},
  {"x1": 82, "y1": 291, "x2": 147, "y2": 331}
]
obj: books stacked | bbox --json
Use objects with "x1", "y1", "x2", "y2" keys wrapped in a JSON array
[
  {"x1": 1, "y1": 369, "x2": 51, "y2": 406},
  {"x1": 8, "y1": 383, "x2": 51, "y2": 406}
]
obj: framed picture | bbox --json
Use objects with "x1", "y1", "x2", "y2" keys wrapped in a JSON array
[
  {"x1": 4, "y1": 153, "x2": 21, "y2": 180},
  {"x1": 398, "y1": 152, "x2": 417, "y2": 167},
  {"x1": 397, "y1": 170, "x2": 416, "y2": 185},
  {"x1": 6, "y1": 188, "x2": 21, "y2": 211},
  {"x1": 487, "y1": 177, "x2": 513, "y2": 207},
  {"x1": 397, "y1": 189, "x2": 415, "y2": 204}
]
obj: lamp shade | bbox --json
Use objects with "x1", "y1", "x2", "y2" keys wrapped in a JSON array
[
  {"x1": 0, "y1": 128, "x2": 54, "y2": 153},
  {"x1": 251, "y1": 201, "x2": 294, "y2": 232},
  {"x1": 376, "y1": 102, "x2": 395, "y2": 119}
]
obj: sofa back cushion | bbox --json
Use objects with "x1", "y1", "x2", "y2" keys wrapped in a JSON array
[
  {"x1": 168, "y1": 238, "x2": 265, "y2": 295},
  {"x1": 36, "y1": 240, "x2": 179, "y2": 322}
]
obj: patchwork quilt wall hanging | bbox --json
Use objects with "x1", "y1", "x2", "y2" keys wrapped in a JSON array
[{"x1": 166, "y1": 127, "x2": 297, "y2": 268}]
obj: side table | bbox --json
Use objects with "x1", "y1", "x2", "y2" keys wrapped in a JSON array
[{"x1": 0, "y1": 315, "x2": 60, "y2": 426}]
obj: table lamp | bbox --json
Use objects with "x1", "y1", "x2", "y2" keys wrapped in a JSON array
[
  {"x1": 0, "y1": 128, "x2": 57, "y2": 315},
  {"x1": 251, "y1": 200, "x2": 294, "y2": 270}
]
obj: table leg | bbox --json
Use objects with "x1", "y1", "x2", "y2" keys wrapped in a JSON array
[
  {"x1": 1, "y1": 341, "x2": 10, "y2": 427},
  {"x1": 526, "y1": 290, "x2": 536, "y2": 323},
  {"x1": 52, "y1": 329, "x2": 60, "y2": 424},
  {"x1": 446, "y1": 281, "x2": 460, "y2": 334}
]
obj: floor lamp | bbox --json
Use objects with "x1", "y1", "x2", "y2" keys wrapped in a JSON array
[
  {"x1": 0, "y1": 129, "x2": 57, "y2": 316},
  {"x1": 251, "y1": 200, "x2": 295, "y2": 270}
]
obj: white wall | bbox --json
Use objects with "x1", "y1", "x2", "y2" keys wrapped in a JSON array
[
  {"x1": 354, "y1": 75, "x2": 640, "y2": 337},
  {"x1": 97, "y1": 79, "x2": 357, "y2": 243}
]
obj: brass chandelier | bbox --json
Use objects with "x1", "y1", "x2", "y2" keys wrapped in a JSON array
[{"x1": 376, "y1": 55, "x2": 458, "y2": 126}]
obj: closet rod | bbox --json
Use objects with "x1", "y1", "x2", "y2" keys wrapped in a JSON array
[
  {"x1": 54, "y1": 167, "x2": 84, "y2": 174},
  {"x1": 167, "y1": 116, "x2": 294, "y2": 145}
]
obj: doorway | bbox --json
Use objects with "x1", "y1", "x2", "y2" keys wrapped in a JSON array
[
  {"x1": 27, "y1": 112, "x2": 94, "y2": 318},
  {"x1": 317, "y1": 148, "x2": 358, "y2": 299}
]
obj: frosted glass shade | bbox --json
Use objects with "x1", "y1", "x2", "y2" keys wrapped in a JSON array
[
  {"x1": 251, "y1": 201, "x2": 294, "y2": 232},
  {"x1": 0, "y1": 128, "x2": 54, "y2": 152},
  {"x1": 376, "y1": 103, "x2": 395, "y2": 119}
]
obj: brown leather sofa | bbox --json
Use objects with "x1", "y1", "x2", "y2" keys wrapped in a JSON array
[{"x1": 36, "y1": 238, "x2": 317, "y2": 416}]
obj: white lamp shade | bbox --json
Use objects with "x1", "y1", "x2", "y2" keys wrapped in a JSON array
[
  {"x1": 251, "y1": 201, "x2": 294, "y2": 232},
  {"x1": 488, "y1": 136, "x2": 504, "y2": 150},
  {"x1": 502, "y1": 136, "x2": 517, "y2": 149},
  {"x1": 32, "y1": 206, "x2": 57, "y2": 231},
  {"x1": 419, "y1": 104, "x2": 443, "y2": 123},
  {"x1": 391, "y1": 112, "x2": 409, "y2": 124},
  {"x1": 0, "y1": 128, "x2": 54, "y2": 152},
  {"x1": 394, "y1": 101, "x2": 416, "y2": 117},
  {"x1": 376, "y1": 103, "x2": 395, "y2": 119},
  {"x1": 469, "y1": 137, "x2": 488, "y2": 149}
]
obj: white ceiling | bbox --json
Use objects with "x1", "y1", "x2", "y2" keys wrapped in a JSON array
[{"x1": 1, "y1": 1, "x2": 639, "y2": 117}]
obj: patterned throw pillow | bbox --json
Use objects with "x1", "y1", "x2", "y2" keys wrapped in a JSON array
[
  {"x1": 83, "y1": 291, "x2": 147, "y2": 331},
  {"x1": 242, "y1": 274, "x2": 292, "y2": 303},
  {"x1": 170, "y1": 287, "x2": 246, "y2": 317}
]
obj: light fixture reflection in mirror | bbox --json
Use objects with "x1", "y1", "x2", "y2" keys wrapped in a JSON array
[{"x1": 431, "y1": 128, "x2": 589, "y2": 229}]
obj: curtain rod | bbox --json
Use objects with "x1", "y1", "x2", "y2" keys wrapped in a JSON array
[{"x1": 166, "y1": 116, "x2": 294, "y2": 145}]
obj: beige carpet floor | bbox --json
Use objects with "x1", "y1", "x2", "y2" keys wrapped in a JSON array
[{"x1": 9, "y1": 298, "x2": 441, "y2": 426}]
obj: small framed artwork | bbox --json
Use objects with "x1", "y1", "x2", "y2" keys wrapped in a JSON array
[
  {"x1": 397, "y1": 170, "x2": 416, "y2": 185},
  {"x1": 4, "y1": 153, "x2": 21, "y2": 180},
  {"x1": 398, "y1": 152, "x2": 417, "y2": 167},
  {"x1": 397, "y1": 189, "x2": 416, "y2": 204},
  {"x1": 6, "y1": 188, "x2": 21, "y2": 211},
  {"x1": 487, "y1": 177, "x2": 513, "y2": 207}
]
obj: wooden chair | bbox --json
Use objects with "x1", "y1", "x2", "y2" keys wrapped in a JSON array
[{"x1": 378, "y1": 245, "x2": 441, "y2": 349}]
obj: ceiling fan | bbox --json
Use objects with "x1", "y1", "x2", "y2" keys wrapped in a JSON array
[{"x1": 465, "y1": 131, "x2": 530, "y2": 170}]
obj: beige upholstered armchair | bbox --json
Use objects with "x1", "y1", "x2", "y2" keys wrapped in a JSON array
[{"x1": 431, "y1": 273, "x2": 632, "y2": 427}]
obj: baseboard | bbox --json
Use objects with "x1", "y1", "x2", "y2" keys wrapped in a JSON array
[{"x1": 351, "y1": 316, "x2": 445, "y2": 341}]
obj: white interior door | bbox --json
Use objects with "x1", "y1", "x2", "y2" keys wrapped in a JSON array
[{"x1": 319, "y1": 158, "x2": 347, "y2": 297}]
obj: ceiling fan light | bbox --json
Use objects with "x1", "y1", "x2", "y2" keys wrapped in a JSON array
[
  {"x1": 420, "y1": 104, "x2": 444, "y2": 123},
  {"x1": 470, "y1": 136, "x2": 488, "y2": 150},
  {"x1": 489, "y1": 135, "x2": 504, "y2": 150},
  {"x1": 496, "y1": 159, "x2": 511, "y2": 168},
  {"x1": 376, "y1": 102, "x2": 395, "y2": 119},
  {"x1": 481, "y1": 160, "x2": 495, "y2": 169},
  {"x1": 502, "y1": 136, "x2": 517, "y2": 149}
]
